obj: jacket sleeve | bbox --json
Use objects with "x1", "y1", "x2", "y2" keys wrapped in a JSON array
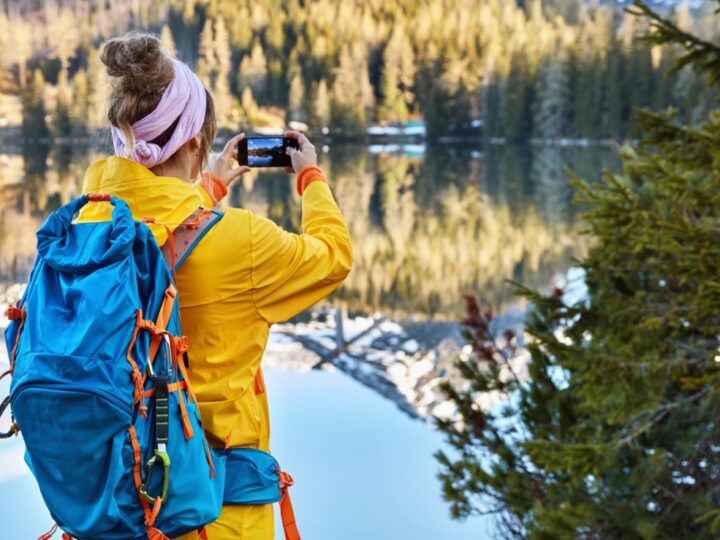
[{"x1": 250, "y1": 179, "x2": 353, "y2": 323}]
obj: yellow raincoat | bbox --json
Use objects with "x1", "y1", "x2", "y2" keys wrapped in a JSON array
[{"x1": 79, "y1": 156, "x2": 353, "y2": 539}]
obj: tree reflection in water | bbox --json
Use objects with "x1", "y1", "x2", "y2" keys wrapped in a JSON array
[{"x1": 0, "y1": 142, "x2": 618, "y2": 316}]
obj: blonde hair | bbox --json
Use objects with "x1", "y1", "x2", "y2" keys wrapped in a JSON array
[{"x1": 100, "y1": 32, "x2": 217, "y2": 167}]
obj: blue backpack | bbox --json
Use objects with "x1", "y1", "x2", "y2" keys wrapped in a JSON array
[{"x1": 1, "y1": 194, "x2": 225, "y2": 540}]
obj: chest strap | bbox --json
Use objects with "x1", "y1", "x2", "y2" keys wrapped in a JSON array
[{"x1": 161, "y1": 208, "x2": 224, "y2": 273}]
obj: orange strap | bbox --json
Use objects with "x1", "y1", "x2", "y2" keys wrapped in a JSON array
[
  {"x1": 37, "y1": 524, "x2": 74, "y2": 540},
  {"x1": 279, "y1": 472, "x2": 301, "y2": 540},
  {"x1": 126, "y1": 310, "x2": 147, "y2": 416},
  {"x1": 129, "y1": 426, "x2": 170, "y2": 538},
  {"x1": 183, "y1": 207, "x2": 214, "y2": 229},
  {"x1": 147, "y1": 527, "x2": 170, "y2": 540},
  {"x1": 6, "y1": 303, "x2": 26, "y2": 375},
  {"x1": 197, "y1": 526, "x2": 209, "y2": 540},
  {"x1": 6, "y1": 305, "x2": 24, "y2": 320},
  {"x1": 139, "y1": 336, "x2": 194, "y2": 440},
  {"x1": 254, "y1": 369, "x2": 265, "y2": 394},
  {"x1": 147, "y1": 285, "x2": 177, "y2": 366},
  {"x1": 168, "y1": 334, "x2": 216, "y2": 475},
  {"x1": 174, "y1": 372, "x2": 194, "y2": 440},
  {"x1": 38, "y1": 523, "x2": 58, "y2": 540},
  {"x1": 173, "y1": 337, "x2": 194, "y2": 398},
  {"x1": 129, "y1": 425, "x2": 172, "y2": 539},
  {"x1": 142, "y1": 380, "x2": 188, "y2": 399},
  {"x1": 129, "y1": 425, "x2": 151, "y2": 518},
  {"x1": 142, "y1": 219, "x2": 177, "y2": 275},
  {"x1": 169, "y1": 335, "x2": 195, "y2": 440}
]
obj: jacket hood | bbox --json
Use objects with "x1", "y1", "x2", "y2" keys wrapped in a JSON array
[{"x1": 79, "y1": 156, "x2": 207, "y2": 246}]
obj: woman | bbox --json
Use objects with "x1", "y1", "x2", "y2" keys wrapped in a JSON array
[{"x1": 81, "y1": 33, "x2": 353, "y2": 539}]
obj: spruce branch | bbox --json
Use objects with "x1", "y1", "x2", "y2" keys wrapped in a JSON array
[
  {"x1": 629, "y1": 1, "x2": 720, "y2": 87},
  {"x1": 617, "y1": 386, "x2": 711, "y2": 447}
]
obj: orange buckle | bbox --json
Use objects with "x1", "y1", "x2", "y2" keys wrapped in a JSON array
[
  {"x1": 279, "y1": 472, "x2": 294, "y2": 489},
  {"x1": 5, "y1": 305, "x2": 24, "y2": 320},
  {"x1": 139, "y1": 319, "x2": 160, "y2": 334},
  {"x1": 174, "y1": 335, "x2": 189, "y2": 354}
]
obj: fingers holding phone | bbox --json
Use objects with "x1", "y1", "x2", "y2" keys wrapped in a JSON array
[
  {"x1": 207, "y1": 133, "x2": 251, "y2": 187},
  {"x1": 234, "y1": 132, "x2": 317, "y2": 172},
  {"x1": 284, "y1": 131, "x2": 317, "y2": 173}
]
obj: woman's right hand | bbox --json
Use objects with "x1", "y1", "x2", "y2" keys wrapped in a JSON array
[
  {"x1": 284, "y1": 131, "x2": 318, "y2": 173},
  {"x1": 206, "y1": 133, "x2": 251, "y2": 187}
]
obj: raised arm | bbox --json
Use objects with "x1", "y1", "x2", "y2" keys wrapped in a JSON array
[{"x1": 250, "y1": 132, "x2": 353, "y2": 323}]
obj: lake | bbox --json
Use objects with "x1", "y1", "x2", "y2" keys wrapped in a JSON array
[{"x1": 0, "y1": 141, "x2": 618, "y2": 539}]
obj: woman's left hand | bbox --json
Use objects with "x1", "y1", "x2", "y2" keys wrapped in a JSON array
[{"x1": 206, "y1": 133, "x2": 251, "y2": 187}]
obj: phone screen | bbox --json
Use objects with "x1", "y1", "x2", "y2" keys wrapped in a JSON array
[{"x1": 238, "y1": 137, "x2": 298, "y2": 168}]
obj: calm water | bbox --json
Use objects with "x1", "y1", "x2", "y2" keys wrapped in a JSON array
[
  {"x1": 0, "y1": 142, "x2": 618, "y2": 538},
  {"x1": 0, "y1": 141, "x2": 618, "y2": 315}
]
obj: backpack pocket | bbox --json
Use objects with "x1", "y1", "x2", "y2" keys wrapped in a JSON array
[
  {"x1": 135, "y1": 386, "x2": 224, "y2": 537},
  {"x1": 11, "y1": 385, "x2": 145, "y2": 539},
  {"x1": 220, "y1": 448, "x2": 283, "y2": 505}
]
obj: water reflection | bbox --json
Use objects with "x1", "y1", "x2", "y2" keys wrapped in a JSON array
[{"x1": 0, "y1": 142, "x2": 618, "y2": 315}]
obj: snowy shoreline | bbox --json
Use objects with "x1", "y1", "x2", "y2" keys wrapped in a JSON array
[{"x1": 0, "y1": 282, "x2": 532, "y2": 421}]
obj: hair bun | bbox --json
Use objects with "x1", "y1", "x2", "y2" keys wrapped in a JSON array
[{"x1": 100, "y1": 32, "x2": 174, "y2": 93}]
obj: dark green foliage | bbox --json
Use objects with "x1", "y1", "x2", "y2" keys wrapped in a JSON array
[
  {"x1": 52, "y1": 69, "x2": 72, "y2": 141},
  {"x1": 436, "y1": 1, "x2": 720, "y2": 537},
  {"x1": 4, "y1": 0, "x2": 717, "y2": 139},
  {"x1": 21, "y1": 69, "x2": 50, "y2": 143}
]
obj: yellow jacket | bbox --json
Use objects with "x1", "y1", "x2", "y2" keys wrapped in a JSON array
[{"x1": 79, "y1": 156, "x2": 353, "y2": 456}]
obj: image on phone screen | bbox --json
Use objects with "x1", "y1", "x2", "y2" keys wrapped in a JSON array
[{"x1": 238, "y1": 137, "x2": 298, "y2": 168}]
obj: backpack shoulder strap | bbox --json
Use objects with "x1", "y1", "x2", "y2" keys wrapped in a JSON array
[{"x1": 162, "y1": 207, "x2": 224, "y2": 273}]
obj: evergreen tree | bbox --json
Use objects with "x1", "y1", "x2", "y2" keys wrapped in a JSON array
[
  {"x1": 288, "y1": 71, "x2": 305, "y2": 122},
  {"x1": 422, "y1": 54, "x2": 472, "y2": 139},
  {"x1": 51, "y1": 8, "x2": 76, "y2": 72},
  {"x1": 161, "y1": 24, "x2": 177, "y2": 57},
  {"x1": 22, "y1": 69, "x2": 50, "y2": 183},
  {"x1": 238, "y1": 40, "x2": 268, "y2": 100},
  {"x1": 232, "y1": 6, "x2": 253, "y2": 51},
  {"x1": 85, "y1": 46, "x2": 106, "y2": 131},
  {"x1": 312, "y1": 79, "x2": 330, "y2": 132},
  {"x1": 240, "y1": 86, "x2": 257, "y2": 117},
  {"x1": 197, "y1": 18, "x2": 216, "y2": 87},
  {"x1": 602, "y1": 32, "x2": 625, "y2": 140},
  {"x1": 377, "y1": 27, "x2": 416, "y2": 123},
  {"x1": 502, "y1": 53, "x2": 534, "y2": 140},
  {"x1": 330, "y1": 44, "x2": 373, "y2": 134},
  {"x1": 9, "y1": 16, "x2": 33, "y2": 88},
  {"x1": 532, "y1": 53, "x2": 570, "y2": 140},
  {"x1": 52, "y1": 69, "x2": 72, "y2": 141},
  {"x1": 70, "y1": 69, "x2": 89, "y2": 138},
  {"x1": 436, "y1": 2, "x2": 720, "y2": 538},
  {"x1": 213, "y1": 16, "x2": 233, "y2": 126},
  {"x1": 22, "y1": 69, "x2": 50, "y2": 142}
]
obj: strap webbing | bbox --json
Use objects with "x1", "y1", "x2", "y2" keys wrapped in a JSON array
[
  {"x1": 279, "y1": 472, "x2": 301, "y2": 540},
  {"x1": 161, "y1": 208, "x2": 222, "y2": 273}
]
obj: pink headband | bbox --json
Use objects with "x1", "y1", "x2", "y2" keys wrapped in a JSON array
[{"x1": 111, "y1": 59, "x2": 207, "y2": 168}]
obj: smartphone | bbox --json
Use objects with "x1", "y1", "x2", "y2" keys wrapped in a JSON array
[{"x1": 237, "y1": 136, "x2": 299, "y2": 168}]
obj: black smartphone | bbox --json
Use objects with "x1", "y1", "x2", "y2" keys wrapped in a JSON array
[{"x1": 237, "y1": 136, "x2": 299, "y2": 168}]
